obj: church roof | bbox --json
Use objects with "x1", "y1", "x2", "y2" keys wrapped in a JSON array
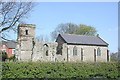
[{"x1": 57, "y1": 34, "x2": 108, "y2": 46}]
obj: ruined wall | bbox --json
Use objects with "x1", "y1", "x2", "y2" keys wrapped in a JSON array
[
  {"x1": 32, "y1": 40, "x2": 58, "y2": 62},
  {"x1": 31, "y1": 40, "x2": 68, "y2": 62},
  {"x1": 55, "y1": 43, "x2": 68, "y2": 62}
]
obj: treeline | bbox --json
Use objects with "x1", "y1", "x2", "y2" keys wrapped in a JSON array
[{"x1": 51, "y1": 23, "x2": 97, "y2": 41}]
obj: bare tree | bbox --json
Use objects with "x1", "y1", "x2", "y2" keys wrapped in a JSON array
[
  {"x1": 36, "y1": 35, "x2": 49, "y2": 42},
  {"x1": 51, "y1": 23, "x2": 78, "y2": 41},
  {"x1": 36, "y1": 35, "x2": 44, "y2": 42},
  {"x1": 0, "y1": 0, "x2": 34, "y2": 40}
]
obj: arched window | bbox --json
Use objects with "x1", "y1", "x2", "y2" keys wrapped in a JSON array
[
  {"x1": 97, "y1": 48, "x2": 101, "y2": 56},
  {"x1": 73, "y1": 46, "x2": 77, "y2": 56},
  {"x1": 43, "y1": 44, "x2": 49, "y2": 56}
]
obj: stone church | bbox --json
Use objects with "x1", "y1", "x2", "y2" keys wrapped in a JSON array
[{"x1": 16, "y1": 24, "x2": 110, "y2": 62}]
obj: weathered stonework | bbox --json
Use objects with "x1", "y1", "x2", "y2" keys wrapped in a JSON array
[
  {"x1": 16, "y1": 24, "x2": 110, "y2": 62},
  {"x1": 67, "y1": 45, "x2": 108, "y2": 62}
]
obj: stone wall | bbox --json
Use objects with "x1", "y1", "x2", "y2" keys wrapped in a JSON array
[
  {"x1": 31, "y1": 40, "x2": 68, "y2": 62},
  {"x1": 16, "y1": 40, "x2": 109, "y2": 62},
  {"x1": 16, "y1": 24, "x2": 109, "y2": 62},
  {"x1": 32, "y1": 40, "x2": 58, "y2": 62},
  {"x1": 67, "y1": 45, "x2": 108, "y2": 62}
]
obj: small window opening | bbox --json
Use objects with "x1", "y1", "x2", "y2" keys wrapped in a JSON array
[{"x1": 25, "y1": 30, "x2": 28, "y2": 35}]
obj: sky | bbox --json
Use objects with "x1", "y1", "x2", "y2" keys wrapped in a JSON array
[
  {"x1": 23, "y1": 2, "x2": 118, "y2": 53},
  {"x1": 2, "y1": 2, "x2": 116, "y2": 53}
]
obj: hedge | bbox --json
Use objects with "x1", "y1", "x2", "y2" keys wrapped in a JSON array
[{"x1": 1, "y1": 62, "x2": 120, "y2": 79}]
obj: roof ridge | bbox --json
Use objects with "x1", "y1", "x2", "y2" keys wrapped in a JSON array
[
  {"x1": 61, "y1": 33, "x2": 96, "y2": 37},
  {"x1": 97, "y1": 36, "x2": 109, "y2": 45}
]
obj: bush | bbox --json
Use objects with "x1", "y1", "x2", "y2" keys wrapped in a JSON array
[{"x1": 2, "y1": 62, "x2": 119, "y2": 79}]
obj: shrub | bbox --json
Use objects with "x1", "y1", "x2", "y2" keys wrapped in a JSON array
[{"x1": 2, "y1": 62, "x2": 119, "y2": 79}]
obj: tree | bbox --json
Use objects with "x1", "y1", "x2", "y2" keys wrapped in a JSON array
[
  {"x1": 75, "y1": 24, "x2": 97, "y2": 36},
  {"x1": 36, "y1": 35, "x2": 49, "y2": 42},
  {"x1": 0, "y1": 51, "x2": 8, "y2": 61},
  {"x1": 51, "y1": 23, "x2": 78, "y2": 41},
  {"x1": 110, "y1": 52, "x2": 118, "y2": 62},
  {"x1": 0, "y1": 0, "x2": 34, "y2": 40},
  {"x1": 51, "y1": 23, "x2": 97, "y2": 41}
]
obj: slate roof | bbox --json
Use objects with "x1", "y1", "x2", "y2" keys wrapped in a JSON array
[
  {"x1": 58, "y1": 34, "x2": 108, "y2": 46},
  {"x1": 1, "y1": 41, "x2": 17, "y2": 49}
]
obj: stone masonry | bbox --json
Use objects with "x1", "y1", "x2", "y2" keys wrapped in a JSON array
[{"x1": 16, "y1": 24, "x2": 110, "y2": 62}]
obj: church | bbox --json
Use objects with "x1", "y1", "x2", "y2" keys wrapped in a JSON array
[{"x1": 16, "y1": 24, "x2": 109, "y2": 62}]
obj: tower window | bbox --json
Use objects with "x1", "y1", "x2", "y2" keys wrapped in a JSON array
[{"x1": 25, "y1": 30, "x2": 28, "y2": 35}]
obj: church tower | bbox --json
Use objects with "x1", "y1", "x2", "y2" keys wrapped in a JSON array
[{"x1": 17, "y1": 24, "x2": 35, "y2": 61}]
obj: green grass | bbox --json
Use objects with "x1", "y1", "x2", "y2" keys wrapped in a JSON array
[{"x1": 1, "y1": 62, "x2": 119, "y2": 79}]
